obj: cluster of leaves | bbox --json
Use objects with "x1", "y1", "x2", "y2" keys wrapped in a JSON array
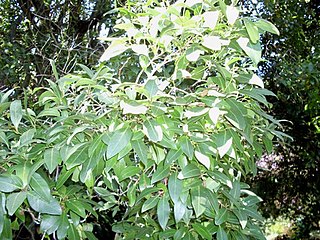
[
  {"x1": 242, "y1": 0, "x2": 320, "y2": 237},
  {"x1": 0, "y1": 0, "x2": 282, "y2": 239}
]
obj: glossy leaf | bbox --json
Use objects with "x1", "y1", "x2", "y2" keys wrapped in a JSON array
[
  {"x1": 143, "y1": 119, "x2": 163, "y2": 142},
  {"x1": 44, "y1": 147, "x2": 61, "y2": 174},
  {"x1": 107, "y1": 127, "x2": 132, "y2": 159}
]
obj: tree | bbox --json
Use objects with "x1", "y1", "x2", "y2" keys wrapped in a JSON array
[
  {"x1": 0, "y1": 0, "x2": 115, "y2": 89},
  {"x1": 242, "y1": 0, "x2": 320, "y2": 237},
  {"x1": 0, "y1": 0, "x2": 281, "y2": 239}
]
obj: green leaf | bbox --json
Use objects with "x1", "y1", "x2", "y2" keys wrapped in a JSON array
[
  {"x1": 132, "y1": 139, "x2": 148, "y2": 166},
  {"x1": 255, "y1": 19, "x2": 280, "y2": 35},
  {"x1": 44, "y1": 147, "x2": 61, "y2": 174},
  {"x1": 216, "y1": 131, "x2": 233, "y2": 158},
  {"x1": 143, "y1": 119, "x2": 163, "y2": 142},
  {"x1": 67, "y1": 223, "x2": 80, "y2": 240},
  {"x1": 38, "y1": 108, "x2": 60, "y2": 118},
  {"x1": 215, "y1": 208, "x2": 228, "y2": 225},
  {"x1": 179, "y1": 136, "x2": 194, "y2": 159},
  {"x1": 244, "y1": 19, "x2": 260, "y2": 43},
  {"x1": 237, "y1": 37, "x2": 262, "y2": 65},
  {"x1": 165, "y1": 148, "x2": 183, "y2": 164},
  {"x1": 0, "y1": 175, "x2": 23, "y2": 193},
  {"x1": 195, "y1": 150, "x2": 211, "y2": 169},
  {"x1": 233, "y1": 209, "x2": 248, "y2": 229},
  {"x1": 151, "y1": 165, "x2": 170, "y2": 184},
  {"x1": 174, "y1": 200, "x2": 186, "y2": 223},
  {"x1": 178, "y1": 164, "x2": 200, "y2": 179},
  {"x1": 30, "y1": 173, "x2": 52, "y2": 202},
  {"x1": 168, "y1": 173, "x2": 182, "y2": 204},
  {"x1": 107, "y1": 127, "x2": 132, "y2": 159},
  {"x1": 100, "y1": 41, "x2": 128, "y2": 62},
  {"x1": 6, "y1": 192, "x2": 26, "y2": 216},
  {"x1": 10, "y1": 100, "x2": 22, "y2": 130},
  {"x1": 191, "y1": 186, "x2": 206, "y2": 218},
  {"x1": 27, "y1": 191, "x2": 61, "y2": 215},
  {"x1": 66, "y1": 200, "x2": 86, "y2": 218},
  {"x1": 40, "y1": 215, "x2": 61, "y2": 235},
  {"x1": 217, "y1": 226, "x2": 228, "y2": 240},
  {"x1": 145, "y1": 79, "x2": 158, "y2": 98},
  {"x1": 127, "y1": 184, "x2": 137, "y2": 207},
  {"x1": 120, "y1": 100, "x2": 148, "y2": 115},
  {"x1": 0, "y1": 131, "x2": 9, "y2": 148},
  {"x1": 0, "y1": 217, "x2": 12, "y2": 240},
  {"x1": 57, "y1": 212, "x2": 69, "y2": 239},
  {"x1": 118, "y1": 166, "x2": 140, "y2": 182},
  {"x1": 142, "y1": 197, "x2": 159, "y2": 213},
  {"x1": 65, "y1": 144, "x2": 89, "y2": 170},
  {"x1": 157, "y1": 196, "x2": 170, "y2": 230},
  {"x1": 193, "y1": 223, "x2": 211, "y2": 240}
]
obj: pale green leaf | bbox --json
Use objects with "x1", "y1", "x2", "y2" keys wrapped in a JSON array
[
  {"x1": 174, "y1": 200, "x2": 186, "y2": 223},
  {"x1": 0, "y1": 175, "x2": 23, "y2": 193},
  {"x1": 226, "y1": 6, "x2": 239, "y2": 25},
  {"x1": 10, "y1": 100, "x2": 22, "y2": 130},
  {"x1": 132, "y1": 139, "x2": 148, "y2": 166},
  {"x1": 118, "y1": 166, "x2": 140, "y2": 182},
  {"x1": 217, "y1": 226, "x2": 228, "y2": 240},
  {"x1": 195, "y1": 150, "x2": 210, "y2": 169},
  {"x1": 168, "y1": 173, "x2": 182, "y2": 204},
  {"x1": 107, "y1": 127, "x2": 132, "y2": 159},
  {"x1": 44, "y1": 147, "x2": 61, "y2": 174},
  {"x1": 191, "y1": 186, "x2": 206, "y2": 218},
  {"x1": 255, "y1": 19, "x2": 280, "y2": 35},
  {"x1": 157, "y1": 196, "x2": 170, "y2": 230},
  {"x1": 151, "y1": 165, "x2": 170, "y2": 184},
  {"x1": 143, "y1": 119, "x2": 163, "y2": 142},
  {"x1": 120, "y1": 100, "x2": 148, "y2": 115},
  {"x1": 179, "y1": 136, "x2": 194, "y2": 159},
  {"x1": 100, "y1": 42, "x2": 128, "y2": 62},
  {"x1": 244, "y1": 19, "x2": 260, "y2": 43},
  {"x1": 203, "y1": 11, "x2": 219, "y2": 29},
  {"x1": 6, "y1": 192, "x2": 26, "y2": 216},
  {"x1": 178, "y1": 164, "x2": 200, "y2": 179}
]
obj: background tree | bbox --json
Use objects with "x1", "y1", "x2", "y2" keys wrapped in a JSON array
[
  {"x1": 0, "y1": 0, "x2": 116, "y2": 89},
  {"x1": 241, "y1": 0, "x2": 320, "y2": 237}
]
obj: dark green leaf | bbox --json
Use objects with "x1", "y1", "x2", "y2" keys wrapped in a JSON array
[
  {"x1": 217, "y1": 226, "x2": 228, "y2": 240},
  {"x1": 215, "y1": 208, "x2": 228, "y2": 225},
  {"x1": 66, "y1": 200, "x2": 86, "y2": 218},
  {"x1": 193, "y1": 223, "x2": 211, "y2": 240},
  {"x1": 118, "y1": 166, "x2": 140, "y2": 182},
  {"x1": 67, "y1": 223, "x2": 80, "y2": 240},
  {"x1": 30, "y1": 173, "x2": 52, "y2": 202},
  {"x1": 142, "y1": 197, "x2": 159, "y2": 213}
]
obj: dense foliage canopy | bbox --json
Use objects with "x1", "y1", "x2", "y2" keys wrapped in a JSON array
[{"x1": 0, "y1": 0, "x2": 284, "y2": 239}]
